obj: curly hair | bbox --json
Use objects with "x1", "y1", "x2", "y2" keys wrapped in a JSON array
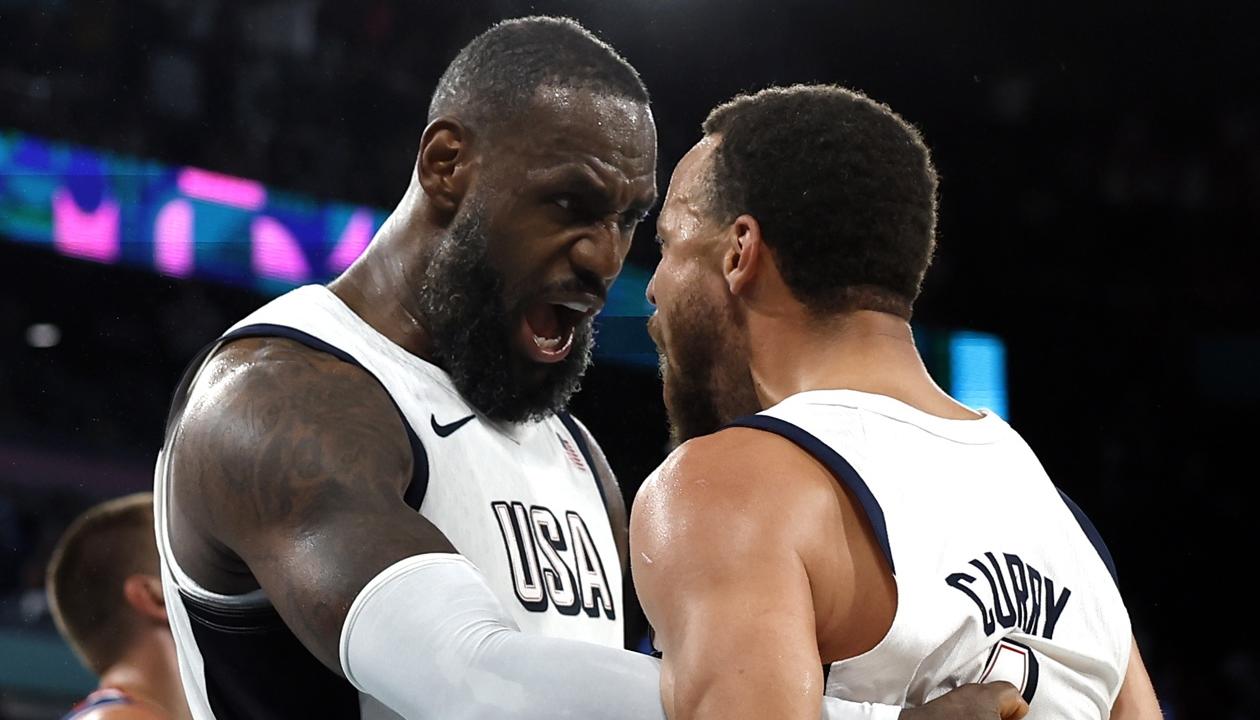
[
  {"x1": 428, "y1": 16, "x2": 649, "y2": 134},
  {"x1": 702, "y1": 84, "x2": 938, "y2": 319}
]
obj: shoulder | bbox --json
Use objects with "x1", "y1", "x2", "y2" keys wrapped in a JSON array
[
  {"x1": 169, "y1": 336, "x2": 414, "y2": 539},
  {"x1": 186, "y1": 336, "x2": 390, "y2": 418},
  {"x1": 637, "y1": 427, "x2": 837, "y2": 514},
  {"x1": 176, "y1": 336, "x2": 407, "y2": 456},
  {"x1": 632, "y1": 427, "x2": 839, "y2": 556}
]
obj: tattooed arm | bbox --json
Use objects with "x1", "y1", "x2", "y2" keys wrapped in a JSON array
[
  {"x1": 166, "y1": 339, "x2": 1014, "y2": 720},
  {"x1": 168, "y1": 337, "x2": 456, "y2": 672}
]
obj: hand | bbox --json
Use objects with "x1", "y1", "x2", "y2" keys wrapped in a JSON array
[{"x1": 900, "y1": 683, "x2": 1029, "y2": 720}]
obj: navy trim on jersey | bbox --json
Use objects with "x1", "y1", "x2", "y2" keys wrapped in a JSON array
[
  {"x1": 1057, "y1": 489, "x2": 1119, "y2": 583},
  {"x1": 62, "y1": 690, "x2": 134, "y2": 720},
  {"x1": 219, "y1": 323, "x2": 430, "y2": 511},
  {"x1": 726, "y1": 414, "x2": 896, "y2": 574},
  {"x1": 181, "y1": 591, "x2": 362, "y2": 719},
  {"x1": 557, "y1": 411, "x2": 608, "y2": 509}
]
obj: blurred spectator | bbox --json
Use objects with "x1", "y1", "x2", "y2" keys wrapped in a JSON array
[{"x1": 46, "y1": 494, "x2": 189, "y2": 720}]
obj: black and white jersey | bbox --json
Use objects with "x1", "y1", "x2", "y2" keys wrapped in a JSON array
[{"x1": 155, "y1": 285, "x2": 622, "y2": 719}]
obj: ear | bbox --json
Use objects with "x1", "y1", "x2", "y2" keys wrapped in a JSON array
[
  {"x1": 122, "y1": 574, "x2": 168, "y2": 624},
  {"x1": 417, "y1": 116, "x2": 474, "y2": 217},
  {"x1": 723, "y1": 214, "x2": 764, "y2": 297}
]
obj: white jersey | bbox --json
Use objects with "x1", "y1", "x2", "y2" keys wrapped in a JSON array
[
  {"x1": 154, "y1": 285, "x2": 623, "y2": 720},
  {"x1": 724, "y1": 389, "x2": 1130, "y2": 719}
]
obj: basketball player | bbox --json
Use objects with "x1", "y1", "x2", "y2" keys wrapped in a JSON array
[
  {"x1": 632, "y1": 84, "x2": 1164, "y2": 719},
  {"x1": 47, "y1": 493, "x2": 191, "y2": 720},
  {"x1": 156, "y1": 17, "x2": 1019, "y2": 720}
]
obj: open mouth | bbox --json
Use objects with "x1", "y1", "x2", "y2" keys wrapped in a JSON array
[{"x1": 517, "y1": 295, "x2": 600, "y2": 364}]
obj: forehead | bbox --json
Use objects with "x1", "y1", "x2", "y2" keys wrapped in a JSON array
[
  {"x1": 503, "y1": 86, "x2": 657, "y2": 186},
  {"x1": 659, "y1": 136, "x2": 718, "y2": 234}
]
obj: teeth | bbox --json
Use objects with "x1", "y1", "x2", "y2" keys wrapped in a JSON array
[
  {"x1": 554, "y1": 301, "x2": 593, "y2": 313},
  {"x1": 534, "y1": 334, "x2": 562, "y2": 350}
]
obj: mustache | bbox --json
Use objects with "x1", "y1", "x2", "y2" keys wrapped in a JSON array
[{"x1": 536, "y1": 276, "x2": 607, "y2": 304}]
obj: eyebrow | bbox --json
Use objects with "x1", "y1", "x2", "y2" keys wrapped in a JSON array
[{"x1": 544, "y1": 163, "x2": 658, "y2": 219}]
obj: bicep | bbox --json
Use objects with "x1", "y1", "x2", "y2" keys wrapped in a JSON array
[
  {"x1": 657, "y1": 552, "x2": 823, "y2": 720},
  {"x1": 175, "y1": 341, "x2": 456, "y2": 672},
  {"x1": 633, "y1": 478, "x2": 824, "y2": 720},
  {"x1": 1111, "y1": 635, "x2": 1162, "y2": 720}
]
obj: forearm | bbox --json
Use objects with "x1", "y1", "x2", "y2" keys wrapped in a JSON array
[
  {"x1": 340, "y1": 554, "x2": 905, "y2": 720},
  {"x1": 341, "y1": 554, "x2": 665, "y2": 719}
]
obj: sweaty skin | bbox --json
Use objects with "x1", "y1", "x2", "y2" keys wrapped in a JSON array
[
  {"x1": 164, "y1": 86, "x2": 1027, "y2": 720},
  {"x1": 633, "y1": 134, "x2": 1158, "y2": 720},
  {"x1": 165, "y1": 88, "x2": 653, "y2": 675}
]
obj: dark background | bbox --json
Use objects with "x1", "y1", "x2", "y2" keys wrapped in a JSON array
[{"x1": 2, "y1": 0, "x2": 1258, "y2": 717}]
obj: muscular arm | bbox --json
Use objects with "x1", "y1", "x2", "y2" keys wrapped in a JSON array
[
  {"x1": 1111, "y1": 636, "x2": 1162, "y2": 719},
  {"x1": 632, "y1": 430, "x2": 1029, "y2": 720},
  {"x1": 631, "y1": 431, "x2": 835, "y2": 720},
  {"x1": 169, "y1": 338, "x2": 456, "y2": 672},
  {"x1": 169, "y1": 340, "x2": 1012, "y2": 720}
]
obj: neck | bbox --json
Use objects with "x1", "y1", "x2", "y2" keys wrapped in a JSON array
[
  {"x1": 98, "y1": 632, "x2": 191, "y2": 720},
  {"x1": 747, "y1": 308, "x2": 980, "y2": 420},
  {"x1": 329, "y1": 180, "x2": 438, "y2": 360}
]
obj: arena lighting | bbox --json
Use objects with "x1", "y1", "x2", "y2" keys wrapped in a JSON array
[
  {"x1": 949, "y1": 331, "x2": 1009, "y2": 419},
  {"x1": 0, "y1": 129, "x2": 656, "y2": 363},
  {"x1": 24, "y1": 323, "x2": 61, "y2": 348},
  {"x1": 0, "y1": 128, "x2": 1010, "y2": 393}
]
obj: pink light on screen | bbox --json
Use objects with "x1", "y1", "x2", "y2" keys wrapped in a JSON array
[
  {"x1": 327, "y1": 208, "x2": 375, "y2": 273},
  {"x1": 251, "y1": 216, "x2": 311, "y2": 283},
  {"x1": 153, "y1": 199, "x2": 195, "y2": 277},
  {"x1": 177, "y1": 167, "x2": 267, "y2": 210},
  {"x1": 52, "y1": 186, "x2": 120, "y2": 263}
]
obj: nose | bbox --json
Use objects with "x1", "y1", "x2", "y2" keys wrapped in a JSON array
[
  {"x1": 645, "y1": 266, "x2": 658, "y2": 307},
  {"x1": 570, "y1": 219, "x2": 624, "y2": 287}
]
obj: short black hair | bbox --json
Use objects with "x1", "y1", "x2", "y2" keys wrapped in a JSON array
[
  {"x1": 702, "y1": 84, "x2": 938, "y2": 319},
  {"x1": 46, "y1": 493, "x2": 158, "y2": 675},
  {"x1": 428, "y1": 17, "x2": 649, "y2": 134}
]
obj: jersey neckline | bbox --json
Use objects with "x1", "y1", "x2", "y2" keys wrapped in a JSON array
[{"x1": 771, "y1": 388, "x2": 1011, "y2": 445}]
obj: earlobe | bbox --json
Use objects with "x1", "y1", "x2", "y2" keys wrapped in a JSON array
[{"x1": 417, "y1": 117, "x2": 471, "y2": 217}]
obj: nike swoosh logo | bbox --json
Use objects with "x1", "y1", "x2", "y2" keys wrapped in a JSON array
[{"x1": 431, "y1": 413, "x2": 476, "y2": 437}]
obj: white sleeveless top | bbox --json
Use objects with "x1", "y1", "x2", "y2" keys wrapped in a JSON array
[
  {"x1": 155, "y1": 285, "x2": 622, "y2": 719},
  {"x1": 725, "y1": 389, "x2": 1131, "y2": 718}
]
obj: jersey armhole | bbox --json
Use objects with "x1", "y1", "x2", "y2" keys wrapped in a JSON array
[
  {"x1": 213, "y1": 322, "x2": 431, "y2": 510},
  {"x1": 725, "y1": 414, "x2": 895, "y2": 575},
  {"x1": 1057, "y1": 489, "x2": 1119, "y2": 584}
]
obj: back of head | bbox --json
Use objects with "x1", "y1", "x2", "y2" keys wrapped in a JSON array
[
  {"x1": 428, "y1": 16, "x2": 649, "y2": 136},
  {"x1": 702, "y1": 84, "x2": 938, "y2": 319},
  {"x1": 46, "y1": 492, "x2": 158, "y2": 676}
]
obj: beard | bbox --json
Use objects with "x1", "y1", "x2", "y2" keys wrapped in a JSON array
[
  {"x1": 656, "y1": 285, "x2": 761, "y2": 448},
  {"x1": 416, "y1": 204, "x2": 595, "y2": 423}
]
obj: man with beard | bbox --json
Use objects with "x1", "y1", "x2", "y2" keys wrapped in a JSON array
[
  {"x1": 154, "y1": 17, "x2": 1015, "y2": 720},
  {"x1": 633, "y1": 84, "x2": 1163, "y2": 720}
]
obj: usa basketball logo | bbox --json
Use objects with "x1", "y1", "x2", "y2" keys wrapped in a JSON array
[{"x1": 557, "y1": 433, "x2": 587, "y2": 472}]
